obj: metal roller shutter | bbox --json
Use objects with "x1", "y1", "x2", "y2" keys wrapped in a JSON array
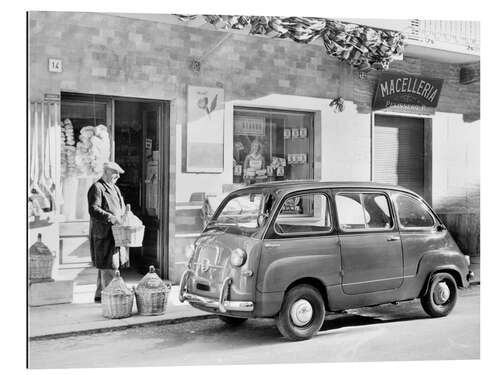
[{"x1": 374, "y1": 115, "x2": 425, "y2": 197}]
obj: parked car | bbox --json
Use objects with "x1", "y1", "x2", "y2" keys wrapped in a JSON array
[{"x1": 179, "y1": 181, "x2": 474, "y2": 341}]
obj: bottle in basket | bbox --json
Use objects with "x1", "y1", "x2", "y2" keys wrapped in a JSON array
[
  {"x1": 135, "y1": 266, "x2": 172, "y2": 316},
  {"x1": 101, "y1": 270, "x2": 134, "y2": 319}
]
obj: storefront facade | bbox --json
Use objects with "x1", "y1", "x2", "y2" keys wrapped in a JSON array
[{"x1": 28, "y1": 12, "x2": 480, "y2": 283}]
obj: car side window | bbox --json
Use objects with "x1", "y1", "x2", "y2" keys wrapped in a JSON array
[
  {"x1": 335, "y1": 192, "x2": 393, "y2": 231},
  {"x1": 274, "y1": 193, "x2": 332, "y2": 235},
  {"x1": 394, "y1": 193, "x2": 435, "y2": 228}
]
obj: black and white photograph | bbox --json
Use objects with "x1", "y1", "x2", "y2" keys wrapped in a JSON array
[{"x1": 15, "y1": 0, "x2": 497, "y2": 372}]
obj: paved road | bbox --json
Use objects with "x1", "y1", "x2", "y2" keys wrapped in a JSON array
[{"x1": 29, "y1": 286, "x2": 480, "y2": 368}]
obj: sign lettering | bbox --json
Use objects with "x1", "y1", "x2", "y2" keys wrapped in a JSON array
[
  {"x1": 373, "y1": 72, "x2": 443, "y2": 113},
  {"x1": 234, "y1": 116, "x2": 266, "y2": 136}
]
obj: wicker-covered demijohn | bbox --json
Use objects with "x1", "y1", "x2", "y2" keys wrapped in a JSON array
[
  {"x1": 135, "y1": 266, "x2": 172, "y2": 316},
  {"x1": 29, "y1": 233, "x2": 55, "y2": 281},
  {"x1": 102, "y1": 270, "x2": 134, "y2": 319}
]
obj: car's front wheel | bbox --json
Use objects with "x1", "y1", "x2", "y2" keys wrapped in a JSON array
[
  {"x1": 217, "y1": 315, "x2": 248, "y2": 326},
  {"x1": 421, "y1": 272, "x2": 458, "y2": 317},
  {"x1": 276, "y1": 284, "x2": 325, "y2": 341}
]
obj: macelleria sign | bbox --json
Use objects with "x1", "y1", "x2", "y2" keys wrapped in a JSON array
[{"x1": 373, "y1": 72, "x2": 444, "y2": 114}]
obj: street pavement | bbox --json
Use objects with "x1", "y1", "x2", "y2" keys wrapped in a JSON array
[{"x1": 29, "y1": 285, "x2": 479, "y2": 368}]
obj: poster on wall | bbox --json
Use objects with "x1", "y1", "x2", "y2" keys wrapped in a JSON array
[{"x1": 186, "y1": 86, "x2": 225, "y2": 173}]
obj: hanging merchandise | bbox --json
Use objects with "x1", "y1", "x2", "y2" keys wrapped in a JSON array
[
  {"x1": 29, "y1": 103, "x2": 51, "y2": 212},
  {"x1": 175, "y1": 15, "x2": 405, "y2": 71},
  {"x1": 135, "y1": 266, "x2": 172, "y2": 316},
  {"x1": 145, "y1": 160, "x2": 159, "y2": 216},
  {"x1": 61, "y1": 119, "x2": 77, "y2": 178},
  {"x1": 101, "y1": 270, "x2": 134, "y2": 319},
  {"x1": 74, "y1": 124, "x2": 111, "y2": 177}
]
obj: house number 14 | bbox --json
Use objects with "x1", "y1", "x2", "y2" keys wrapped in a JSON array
[{"x1": 48, "y1": 58, "x2": 62, "y2": 73}]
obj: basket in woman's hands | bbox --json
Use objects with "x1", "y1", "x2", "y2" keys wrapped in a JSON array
[{"x1": 112, "y1": 204, "x2": 145, "y2": 247}]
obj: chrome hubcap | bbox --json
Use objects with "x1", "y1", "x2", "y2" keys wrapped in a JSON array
[
  {"x1": 290, "y1": 299, "x2": 313, "y2": 327},
  {"x1": 434, "y1": 281, "x2": 451, "y2": 305}
]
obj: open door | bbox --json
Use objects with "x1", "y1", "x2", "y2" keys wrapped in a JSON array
[{"x1": 114, "y1": 100, "x2": 163, "y2": 272}]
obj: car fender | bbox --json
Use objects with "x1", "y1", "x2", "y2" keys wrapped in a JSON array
[
  {"x1": 257, "y1": 254, "x2": 337, "y2": 294},
  {"x1": 416, "y1": 250, "x2": 468, "y2": 295}
]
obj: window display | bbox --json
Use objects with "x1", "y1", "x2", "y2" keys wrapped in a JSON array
[
  {"x1": 60, "y1": 96, "x2": 111, "y2": 221},
  {"x1": 233, "y1": 108, "x2": 314, "y2": 184}
]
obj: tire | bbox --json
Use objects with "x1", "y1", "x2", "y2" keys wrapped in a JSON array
[
  {"x1": 276, "y1": 284, "x2": 325, "y2": 341},
  {"x1": 421, "y1": 272, "x2": 458, "y2": 318},
  {"x1": 217, "y1": 315, "x2": 248, "y2": 326}
]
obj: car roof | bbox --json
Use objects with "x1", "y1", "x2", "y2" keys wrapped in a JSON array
[{"x1": 232, "y1": 180, "x2": 419, "y2": 197}]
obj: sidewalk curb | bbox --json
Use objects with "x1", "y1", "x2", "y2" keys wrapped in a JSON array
[
  {"x1": 30, "y1": 283, "x2": 480, "y2": 342},
  {"x1": 29, "y1": 313, "x2": 217, "y2": 342}
]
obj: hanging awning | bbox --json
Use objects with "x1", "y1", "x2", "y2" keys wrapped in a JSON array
[{"x1": 175, "y1": 15, "x2": 406, "y2": 71}]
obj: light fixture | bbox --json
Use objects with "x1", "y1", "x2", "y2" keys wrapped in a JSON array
[{"x1": 329, "y1": 97, "x2": 345, "y2": 113}]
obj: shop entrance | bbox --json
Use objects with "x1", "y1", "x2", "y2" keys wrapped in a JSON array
[
  {"x1": 373, "y1": 114, "x2": 426, "y2": 198},
  {"x1": 59, "y1": 94, "x2": 168, "y2": 276},
  {"x1": 114, "y1": 100, "x2": 162, "y2": 272}
]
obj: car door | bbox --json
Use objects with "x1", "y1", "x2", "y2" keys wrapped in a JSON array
[
  {"x1": 258, "y1": 190, "x2": 341, "y2": 294},
  {"x1": 391, "y1": 192, "x2": 449, "y2": 278},
  {"x1": 334, "y1": 190, "x2": 404, "y2": 295}
]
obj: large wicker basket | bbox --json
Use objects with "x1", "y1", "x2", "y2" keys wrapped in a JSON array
[
  {"x1": 29, "y1": 234, "x2": 55, "y2": 281},
  {"x1": 111, "y1": 225, "x2": 145, "y2": 247},
  {"x1": 29, "y1": 255, "x2": 54, "y2": 280},
  {"x1": 102, "y1": 270, "x2": 134, "y2": 319},
  {"x1": 135, "y1": 266, "x2": 172, "y2": 316}
]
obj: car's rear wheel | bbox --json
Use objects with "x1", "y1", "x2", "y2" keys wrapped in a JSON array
[
  {"x1": 421, "y1": 272, "x2": 458, "y2": 317},
  {"x1": 217, "y1": 315, "x2": 248, "y2": 326},
  {"x1": 276, "y1": 284, "x2": 325, "y2": 341}
]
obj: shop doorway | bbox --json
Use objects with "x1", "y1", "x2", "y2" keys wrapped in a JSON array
[
  {"x1": 59, "y1": 94, "x2": 168, "y2": 276},
  {"x1": 373, "y1": 114, "x2": 426, "y2": 198},
  {"x1": 114, "y1": 100, "x2": 163, "y2": 272}
]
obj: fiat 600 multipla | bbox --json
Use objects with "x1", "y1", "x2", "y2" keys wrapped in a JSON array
[{"x1": 179, "y1": 181, "x2": 474, "y2": 341}]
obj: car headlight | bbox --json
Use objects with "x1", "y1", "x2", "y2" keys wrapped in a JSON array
[{"x1": 230, "y1": 248, "x2": 247, "y2": 267}]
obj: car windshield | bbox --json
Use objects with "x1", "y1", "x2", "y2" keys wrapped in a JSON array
[{"x1": 208, "y1": 192, "x2": 270, "y2": 236}]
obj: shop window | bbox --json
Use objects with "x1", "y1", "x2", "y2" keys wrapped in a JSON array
[
  {"x1": 233, "y1": 108, "x2": 314, "y2": 184},
  {"x1": 60, "y1": 94, "x2": 111, "y2": 221}
]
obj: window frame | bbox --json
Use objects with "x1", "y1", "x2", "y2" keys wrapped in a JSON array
[
  {"x1": 333, "y1": 190, "x2": 396, "y2": 233},
  {"x1": 392, "y1": 192, "x2": 438, "y2": 231},
  {"x1": 232, "y1": 106, "x2": 315, "y2": 184},
  {"x1": 269, "y1": 189, "x2": 335, "y2": 238}
]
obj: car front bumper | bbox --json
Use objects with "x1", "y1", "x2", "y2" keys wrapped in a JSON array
[{"x1": 178, "y1": 269, "x2": 254, "y2": 313}]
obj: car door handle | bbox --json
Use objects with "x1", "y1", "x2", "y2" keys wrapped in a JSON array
[
  {"x1": 386, "y1": 236, "x2": 400, "y2": 242},
  {"x1": 265, "y1": 243, "x2": 281, "y2": 248}
]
